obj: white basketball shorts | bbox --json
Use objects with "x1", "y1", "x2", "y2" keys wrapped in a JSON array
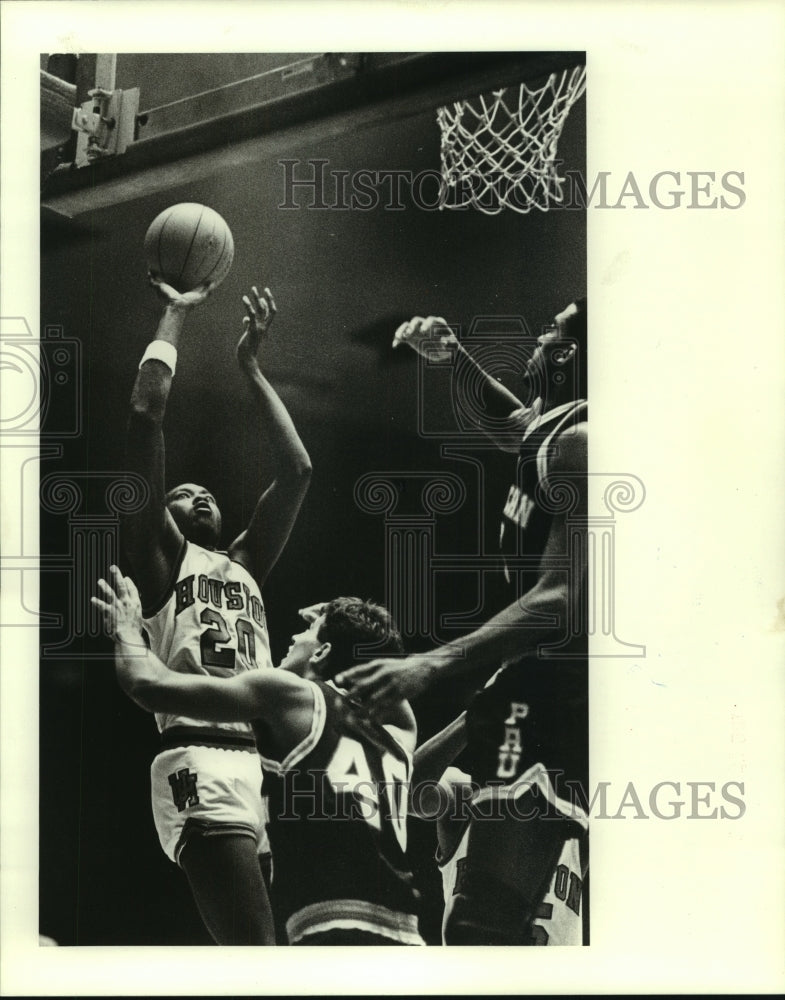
[{"x1": 151, "y1": 743, "x2": 270, "y2": 866}]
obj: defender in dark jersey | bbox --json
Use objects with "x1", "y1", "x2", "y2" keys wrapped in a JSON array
[
  {"x1": 338, "y1": 301, "x2": 588, "y2": 944},
  {"x1": 337, "y1": 301, "x2": 587, "y2": 743},
  {"x1": 412, "y1": 709, "x2": 588, "y2": 947},
  {"x1": 94, "y1": 571, "x2": 424, "y2": 946}
]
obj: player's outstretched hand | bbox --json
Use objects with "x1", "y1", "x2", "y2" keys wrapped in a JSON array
[
  {"x1": 298, "y1": 601, "x2": 328, "y2": 624},
  {"x1": 335, "y1": 654, "x2": 437, "y2": 710},
  {"x1": 149, "y1": 271, "x2": 215, "y2": 310},
  {"x1": 91, "y1": 566, "x2": 145, "y2": 644},
  {"x1": 393, "y1": 315, "x2": 457, "y2": 362},
  {"x1": 508, "y1": 400, "x2": 543, "y2": 427},
  {"x1": 237, "y1": 286, "x2": 277, "y2": 371}
]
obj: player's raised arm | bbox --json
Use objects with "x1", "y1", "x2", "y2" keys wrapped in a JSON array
[
  {"x1": 228, "y1": 286, "x2": 312, "y2": 587},
  {"x1": 393, "y1": 315, "x2": 542, "y2": 453},
  {"x1": 410, "y1": 713, "x2": 470, "y2": 820},
  {"x1": 124, "y1": 276, "x2": 214, "y2": 607},
  {"x1": 93, "y1": 566, "x2": 312, "y2": 727},
  {"x1": 412, "y1": 712, "x2": 468, "y2": 786},
  {"x1": 337, "y1": 423, "x2": 587, "y2": 707}
]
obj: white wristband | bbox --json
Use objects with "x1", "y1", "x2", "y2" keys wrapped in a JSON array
[{"x1": 139, "y1": 340, "x2": 177, "y2": 376}]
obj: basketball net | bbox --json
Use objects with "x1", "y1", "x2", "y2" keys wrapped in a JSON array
[{"x1": 437, "y1": 66, "x2": 586, "y2": 215}]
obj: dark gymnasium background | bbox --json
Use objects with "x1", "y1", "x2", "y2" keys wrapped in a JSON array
[{"x1": 39, "y1": 53, "x2": 586, "y2": 945}]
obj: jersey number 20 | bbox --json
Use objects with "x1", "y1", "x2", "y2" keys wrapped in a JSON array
[{"x1": 199, "y1": 608, "x2": 256, "y2": 671}]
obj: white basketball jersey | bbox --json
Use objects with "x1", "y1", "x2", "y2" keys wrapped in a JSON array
[
  {"x1": 532, "y1": 831, "x2": 584, "y2": 946},
  {"x1": 437, "y1": 819, "x2": 469, "y2": 943},
  {"x1": 439, "y1": 763, "x2": 588, "y2": 945},
  {"x1": 143, "y1": 541, "x2": 272, "y2": 734}
]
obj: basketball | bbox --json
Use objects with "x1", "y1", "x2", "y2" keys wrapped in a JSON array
[{"x1": 144, "y1": 203, "x2": 234, "y2": 293}]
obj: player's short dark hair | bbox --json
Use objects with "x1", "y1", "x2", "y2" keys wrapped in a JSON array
[
  {"x1": 558, "y1": 298, "x2": 586, "y2": 399},
  {"x1": 316, "y1": 597, "x2": 403, "y2": 680},
  {"x1": 563, "y1": 297, "x2": 587, "y2": 353}
]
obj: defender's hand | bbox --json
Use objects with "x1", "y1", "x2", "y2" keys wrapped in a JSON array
[
  {"x1": 149, "y1": 271, "x2": 215, "y2": 310},
  {"x1": 335, "y1": 654, "x2": 438, "y2": 709},
  {"x1": 91, "y1": 566, "x2": 145, "y2": 643},
  {"x1": 393, "y1": 315, "x2": 458, "y2": 362},
  {"x1": 237, "y1": 286, "x2": 277, "y2": 370},
  {"x1": 298, "y1": 601, "x2": 328, "y2": 624}
]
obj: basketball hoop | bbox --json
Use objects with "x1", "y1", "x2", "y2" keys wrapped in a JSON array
[{"x1": 437, "y1": 66, "x2": 586, "y2": 215}]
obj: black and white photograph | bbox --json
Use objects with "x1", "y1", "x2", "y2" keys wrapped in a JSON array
[
  {"x1": 1, "y1": 2, "x2": 784, "y2": 996},
  {"x1": 37, "y1": 45, "x2": 589, "y2": 952}
]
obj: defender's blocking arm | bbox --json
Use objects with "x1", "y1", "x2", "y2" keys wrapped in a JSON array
[
  {"x1": 337, "y1": 425, "x2": 586, "y2": 707},
  {"x1": 393, "y1": 315, "x2": 542, "y2": 453},
  {"x1": 93, "y1": 567, "x2": 311, "y2": 726}
]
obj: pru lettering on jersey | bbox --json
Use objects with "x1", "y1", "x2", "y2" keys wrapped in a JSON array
[
  {"x1": 173, "y1": 573, "x2": 266, "y2": 626},
  {"x1": 497, "y1": 701, "x2": 529, "y2": 779}
]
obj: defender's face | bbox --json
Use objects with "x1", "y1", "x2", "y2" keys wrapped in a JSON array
[
  {"x1": 279, "y1": 614, "x2": 326, "y2": 676},
  {"x1": 166, "y1": 483, "x2": 222, "y2": 546},
  {"x1": 526, "y1": 302, "x2": 579, "y2": 386},
  {"x1": 553, "y1": 301, "x2": 579, "y2": 333}
]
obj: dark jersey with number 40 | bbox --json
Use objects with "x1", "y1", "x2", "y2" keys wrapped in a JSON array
[{"x1": 256, "y1": 680, "x2": 423, "y2": 945}]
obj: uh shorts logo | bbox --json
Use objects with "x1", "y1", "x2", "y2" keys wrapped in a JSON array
[{"x1": 168, "y1": 768, "x2": 199, "y2": 811}]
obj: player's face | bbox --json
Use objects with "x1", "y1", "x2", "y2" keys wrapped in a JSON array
[
  {"x1": 525, "y1": 302, "x2": 579, "y2": 390},
  {"x1": 279, "y1": 614, "x2": 326, "y2": 676},
  {"x1": 166, "y1": 483, "x2": 222, "y2": 547}
]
